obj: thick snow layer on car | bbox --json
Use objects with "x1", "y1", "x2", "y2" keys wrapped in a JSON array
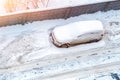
[{"x1": 52, "y1": 20, "x2": 104, "y2": 44}]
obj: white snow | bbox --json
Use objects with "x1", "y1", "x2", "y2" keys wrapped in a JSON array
[
  {"x1": 0, "y1": 10, "x2": 120, "y2": 68},
  {"x1": 53, "y1": 20, "x2": 104, "y2": 43},
  {"x1": 0, "y1": 9, "x2": 120, "y2": 80}
]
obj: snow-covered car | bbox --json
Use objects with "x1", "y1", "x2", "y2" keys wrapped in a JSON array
[{"x1": 50, "y1": 20, "x2": 104, "y2": 48}]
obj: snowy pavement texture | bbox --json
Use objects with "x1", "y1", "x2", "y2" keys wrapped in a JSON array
[{"x1": 0, "y1": 10, "x2": 120, "y2": 80}]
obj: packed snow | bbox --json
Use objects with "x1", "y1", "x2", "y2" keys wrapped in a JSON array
[
  {"x1": 0, "y1": 9, "x2": 120, "y2": 80},
  {"x1": 0, "y1": 9, "x2": 120, "y2": 68}
]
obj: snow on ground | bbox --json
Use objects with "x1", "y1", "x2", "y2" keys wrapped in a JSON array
[
  {"x1": 0, "y1": 10, "x2": 120, "y2": 80},
  {"x1": 0, "y1": 9, "x2": 120, "y2": 68}
]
